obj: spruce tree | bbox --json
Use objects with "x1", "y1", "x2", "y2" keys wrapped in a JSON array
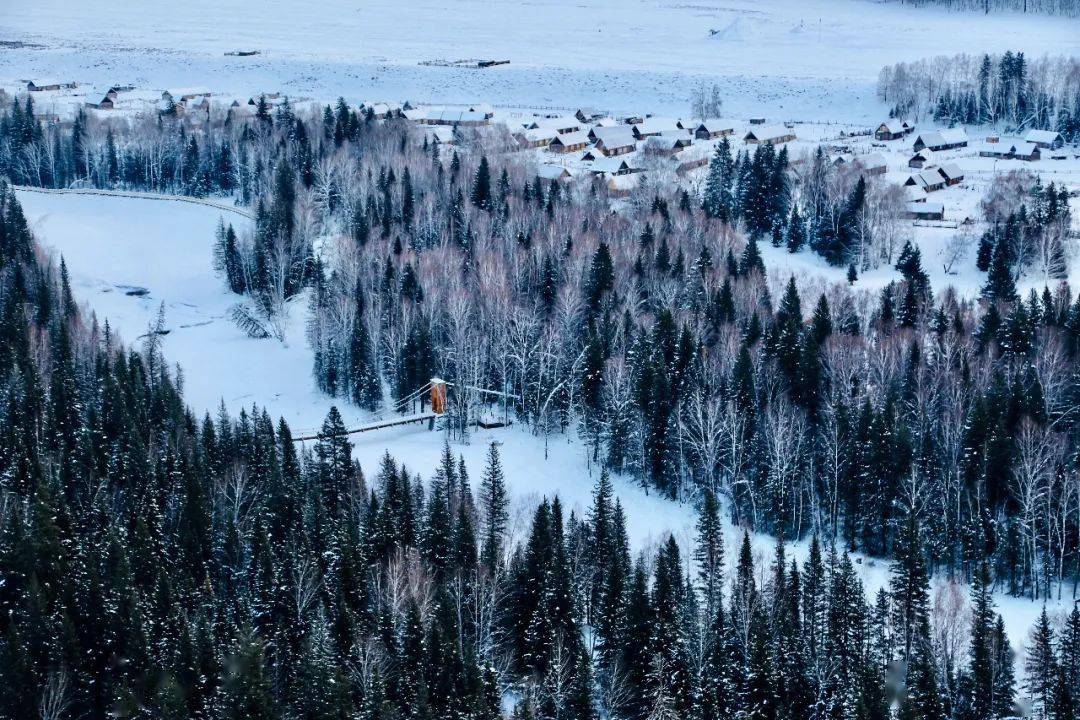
[{"x1": 479, "y1": 442, "x2": 509, "y2": 570}]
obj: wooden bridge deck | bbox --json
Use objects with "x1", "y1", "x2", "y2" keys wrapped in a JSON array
[{"x1": 292, "y1": 412, "x2": 437, "y2": 442}]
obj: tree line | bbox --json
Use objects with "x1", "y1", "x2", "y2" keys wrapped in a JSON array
[{"x1": 878, "y1": 52, "x2": 1080, "y2": 136}]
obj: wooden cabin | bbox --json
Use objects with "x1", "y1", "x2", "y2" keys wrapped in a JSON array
[
  {"x1": 536, "y1": 164, "x2": 573, "y2": 181},
  {"x1": 590, "y1": 126, "x2": 637, "y2": 156},
  {"x1": 575, "y1": 107, "x2": 602, "y2": 124},
  {"x1": 743, "y1": 126, "x2": 796, "y2": 145},
  {"x1": 875, "y1": 119, "x2": 913, "y2": 141},
  {"x1": 527, "y1": 115, "x2": 582, "y2": 135},
  {"x1": 908, "y1": 149, "x2": 934, "y2": 169},
  {"x1": 632, "y1": 117, "x2": 682, "y2": 139},
  {"x1": 589, "y1": 157, "x2": 634, "y2": 176},
  {"x1": 548, "y1": 131, "x2": 589, "y2": 153},
  {"x1": 912, "y1": 128, "x2": 967, "y2": 152},
  {"x1": 515, "y1": 127, "x2": 558, "y2": 149},
  {"x1": 937, "y1": 163, "x2": 964, "y2": 186},
  {"x1": 904, "y1": 202, "x2": 944, "y2": 221},
  {"x1": 904, "y1": 170, "x2": 946, "y2": 193},
  {"x1": 1024, "y1": 129, "x2": 1064, "y2": 150},
  {"x1": 693, "y1": 120, "x2": 735, "y2": 140},
  {"x1": 979, "y1": 141, "x2": 1040, "y2": 162},
  {"x1": 27, "y1": 79, "x2": 76, "y2": 92}
]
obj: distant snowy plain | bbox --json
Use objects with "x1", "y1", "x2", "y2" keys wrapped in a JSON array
[{"x1": 3, "y1": 0, "x2": 1080, "y2": 121}]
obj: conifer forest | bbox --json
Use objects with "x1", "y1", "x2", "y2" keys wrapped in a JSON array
[{"x1": 1, "y1": 90, "x2": 1079, "y2": 720}]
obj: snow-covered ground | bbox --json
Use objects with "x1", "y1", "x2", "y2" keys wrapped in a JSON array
[
  {"x1": 17, "y1": 187, "x2": 1076, "y2": 664},
  {"x1": 4, "y1": 0, "x2": 1079, "y2": 122}
]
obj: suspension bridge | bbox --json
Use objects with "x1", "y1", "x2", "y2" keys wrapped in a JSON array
[{"x1": 291, "y1": 378, "x2": 519, "y2": 442}]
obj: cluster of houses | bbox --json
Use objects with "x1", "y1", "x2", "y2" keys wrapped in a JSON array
[
  {"x1": 867, "y1": 120, "x2": 963, "y2": 222},
  {"x1": 902, "y1": 131, "x2": 966, "y2": 220},
  {"x1": 509, "y1": 110, "x2": 799, "y2": 153},
  {"x1": 497, "y1": 109, "x2": 799, "y2": 193},
  {"x1": 978, "y1": 129, "x2": 1066, "y2": 162}
]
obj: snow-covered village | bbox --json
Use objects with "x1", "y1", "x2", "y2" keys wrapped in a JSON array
[{"x1": 2, "y1": 1, "x2": 1080, "y2": 719}]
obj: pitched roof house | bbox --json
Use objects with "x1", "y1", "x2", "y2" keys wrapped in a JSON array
[
  {"x1": 548, "y1": 131, "x2": 589, "y2": 153},
  {"x1": 743, "y1": 126, "x2": 796, "y2": 145},
  {"x1": 590, "y1": 126, "x2": 637, "y2": 156},
  {"x1": 912, "y1": 128, "x2": 968, "y2": 152},
  {"x1": 875, "y1": 120, "x2": 912, "y2": 141},
  {"x1": 904, "y1": 170, "x2": 946, "y2": 193},
  {"x1": 693, "y1": 120, "x2": 735, "y2": 140},
  {"x1": 1023, "y1": 129, "x2": 1064, "y2": 149},
  {"x1": 936, "y1": 163, "x2": 965, "y2": 185}
]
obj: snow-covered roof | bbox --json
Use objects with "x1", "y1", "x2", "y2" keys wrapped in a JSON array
[
  {"x1": 529, "y1": 115, "x2": 581, "y2": 132},
  {"x1": 744, "y1": 125, "x2": 794, "y2": 142},
  {"x1": 940, "y1": 128, "x2": 967, "y2": 143},
  {"x1": 536, "y1": 164, "x2": 572, "y2": 180},
  {"x1": 453, "y1": 110, "x2": 488, "y2": 123},
  {"x1": 914, "y1": 128, "x2": 967, "y2": 148},
  {"x1": 28, "y1": 78, "x2": 74, "y2": 88},
  {"x1": 905, "y1": 170, "x2": 944, "y2": 189},
  {"x1": 633, "y1": 117, "x2": 682, "y2": 135},
  {"x1": 1012, "y1": 142, "x2": 1039, "y2": 157},
  {"x1": 591, "y1": 125, "x2": 636, "y2": 148},
  {"x1": 937, "y1": 163, "x2": 964, "y2": 181},
  {"x1": 424, "y1": 127, "x2": 455, "y2": 144},
  {"x1": 404, "y1": 107, "x2": 487, "y2": 123},
  {"x1": 695, "y1": 119, "x2": 734, "y2": 133},
  {"x1": 978, "y1": 140, "x2": 1039, "y2": 158},
  {"x1": 552, "y1": 131, "x2": 589, "y2": 146},
  {"x1": 520, "y1": 127, "x2": 559, "y2": 142},
  {"x1": 590, "y1": 157, "x2": 632, "y2": 174},
  {"x1": 906, "y1": 201, "x2": 944, "y2": 215},
  {"x1": 642, "y1": 133, "x2": 691, "y2": 152},
  {"x1": 877, "y1": 120, "x2": 905, "y2": 134},
  {"x1": 1024, "y1": 129, "x2": 1062, "y2": 144}
]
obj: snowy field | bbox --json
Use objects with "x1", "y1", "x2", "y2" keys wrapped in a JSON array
[
  {"x1": 17, "y1": 187, "x2": 1075, "y2": 661},
  {"x1": 4, "y1": 0, "x2": 1080, "y2": 121}
]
